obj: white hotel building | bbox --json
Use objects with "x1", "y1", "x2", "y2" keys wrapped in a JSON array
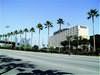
[{"x1": 49, "y1": 25, "x2": 89, "y2": 48}]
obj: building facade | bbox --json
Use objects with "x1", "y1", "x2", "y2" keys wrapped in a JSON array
[{"x1": 49, "y1": 25, "x2": 89, "y2": 48}]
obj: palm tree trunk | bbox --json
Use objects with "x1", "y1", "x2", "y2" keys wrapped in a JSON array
[
  {"x1": 16, "y1": 34, "x2": 17, "y2": 45},
  {"x1": 77, "y1": 37, "x2": 79, "y2": 54},
  {"x1": 48, "y1": 27, "x2": 49, "y2": 48},
  {"x1": 11, "y1": 35, "x2": 12, "y2": 42},
  {"x1": 15, "y1": 34, "x2": 17, "y2": 48},
  {"x1": 24, "y1": 32, "x2": 27, "y2": 50},
  {"x1": 10, "y1": 35, "x2": 12, "y2": 48},
  {"x1": 2, "y1": 36, "x2": 4, "y2": 41},
  {"x1": 59, "y1": 24, "x2": 61, "y2": 31},
  {"x1": 25, "y1": 32, "x2": 26, "y2": 44},
  {"x1": 92, "y1": 17, "x2": 96, "y2": 52},
  {"x1": 39, "y1": 29, "x2": 40, "y2": 48},
  {"x1": 31, "y1": 32, "x2": 33, "y2": 46},
  {"x1": 69, "y1": 39, "x2": 71, "y2": 53},
  {"x1": 8, "y1": 36, "x2": 10, "y2": 41},
  {"x1": 68, "y1": 31, "x2": 70, "y2": 54},
  {"x1": 20, "y1": 34, "x2": 21, "y2": 44}
]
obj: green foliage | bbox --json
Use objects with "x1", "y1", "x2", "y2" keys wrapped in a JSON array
[
  {"x1": 60, "y1": 40, "x2": 68, "y2": 47},
  {"x1": 24, "y1": 28, "x2": 29, "y2": 32},
  {"x1": 37, "y1": 23, "x2": 43, "y2": 30},
  {"x1": 49, "y1": 46, "x2": 55, "y2": 53},
  {"x1": 32, "y1": 45, "x2": 39, "y2": 51},
  {"x1": 45, "y1": 21, "x2": 53, "y2": 28},
  {"x1": 30, "y1": 27, "x2": 35, "y2": 32},
  {"x1": 57, "y1": 18, "x2": 64, "y2": 30},
  {"x1": 87, "y1": 9, "x2": 99, "y2": 20}
]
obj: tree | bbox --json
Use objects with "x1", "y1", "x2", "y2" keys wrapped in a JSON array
[
  {"x1": 60, "y1": 40, "x2": 68, "y2": 53},
  {"x1": 57, "y1": 18, "x2": 64, "y2": 31},
  {"x1": 9, "y1": 32, "x2": 14, "y2": 48},
  {"x1": 32, "y1": 45, "x2": 39, "y2": 51},
  {"x1": 70, "y1": 35, "x2": 81, "y2": 54},
  {"x1": 66, "y1": 36, "x2": 73, "y2": 50},
  {"x1": 0, "y1": 35, "x2": 2, "y2": 40},
  {"x1": 80, "y1": 38, "x2": 89, "y2": 52},
  {"x1": 73, "y1": 35, "x2": 79, "y2": 48},
  {"x1": 71, "y1": 39, "x2": 77, "y2": 49},
  {"x1": 7, "y1": 32, "x2": 11, "y2": 41},
  {"x1": 37, "y1": 23, "x2": 43, "y2": 47},
  {"x1": 10, "y1": 32, "x2": 14, "y2": 42},
  {"x1": 44, "y1": 21, "x2": 53, "y2": 48},
  {"x1": 30, "y1": 27, "x2": 35, "y2": 46},
  {"x1": 87, "y1": 9, "x2": 99, "y2": 52},
  {"x1": 24, "y1": 28, "x2": 29, "y2": 44},
  {"x1": 19, "y1": 30, "x2": 23, "y2": 44},
  {"x1": 2, "y1": 34, "x2": 5, "y2": 41},
  {"x1": 14, "y1": 30, "x2": 18, "y2": 44},
  {"x1": 66, "y1": 36, "x2": 73, "y2": 54},
  {"x1": 5, "y1": 34, "x2": 7, "y2": 41},
  {"x1": 80, "y1": 38, "x2": 89, "y2": 45}
]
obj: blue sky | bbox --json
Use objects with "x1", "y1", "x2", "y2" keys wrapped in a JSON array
[{"x1": 0, "y1": 0, "x2": 99, "y2": 46}]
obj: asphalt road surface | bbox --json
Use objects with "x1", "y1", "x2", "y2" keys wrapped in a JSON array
[{"x1": 0, "y1": 49, "x2": 99, "y2": 75}]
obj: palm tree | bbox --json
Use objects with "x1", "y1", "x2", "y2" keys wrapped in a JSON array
[
  {"x1": 4, "y1": 34, "x2": 7, "y2": 41},
  {"x1": 2, "y1": 34, "x2": 5, "y2": 41},
  {"x1": 37, "y1": 23, "x2": 43, "y2": 47},
  {"x1": 9, "y1": 32, "x2": 14, "y2": 48},
  {"x1": 19, "y1": 30, "x2": 23, "y2": 44},
  {"x1": 44, "y1": 21, "x2": 53, "y2": 48},
  {"x1": 0, "y1": 35, "x2": 2, "y2": 40},
  {"x1": 3, "y1": 34, "x2": 7, "y2": 46},
  {"x1": 73, "y1": 35, "x2": 79, "y2": 49},
  {"x1": 14, "y1": 30, "x2": 18, "y2": 44},
  {"x1": 30, "y1": 27, "x2": 35, "y2": 46},
  {"x1": 24, "y1": 28, "x2": 29, "y2": 44},
  {"x1": 10, "y1": 32, "x2": 14, "y2": 42},
  {"x1": 67, "y1": 35, "x2": 73, "y2": 53},
  {"x1": 7, "y1": 32, "x2": 11, "y2": 41},
  {"x1": 57, "y1": 18, "x2": 64, "y2": 31},
  {"x1": 87, "y1": 9, "x2": 99, "y2": 52}
]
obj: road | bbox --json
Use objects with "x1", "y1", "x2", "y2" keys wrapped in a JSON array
[{"x1": 0, "y1": 49, "x2": 99, "y2": 75}]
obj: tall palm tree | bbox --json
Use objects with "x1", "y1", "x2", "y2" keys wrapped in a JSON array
[
  {"x1": 2, "y1": 34, "x2": 5, "y2": 41},
  {"x1": 24, "y1": 28, "x2": 29, "y2": 44},
  {"x1": 57, "y1": 18, "x2": 64, "y2": 31},
  {"x1": 4, "y1": 34, "x2": 7, "y2": 46},
  {"x1": 7, "y1": 32, "x2": 11, "y2": 41},
  {"x1": 0, "y1": 35, "x2": 2, "y2": 40},
  {"x1": 87, "y1": 9, "x2": 99, "y2": 52},
  {"x1": 37, "y1": 23, "x2": 43, "y2": 47},
  {"x1": 10, "y1": 32, "x2": 14, "y2": 42},
  {"x1": 67, "y1": 35, "x2": 73, "y2": 53},
  {"x1": 19, "y1": 30, "x2": 23, "y2": 43},
  {"x1": 4, "y1": 34, "x2": 7, "y2": 41},
  {"x1": 44, "y1": 21, "x2": 53, "y2": 48},
  {"x1": 9, "y1": 32, "x2": 14, "y2": 48},
  {"x1": 30, "y1": 27, "x2": 35, "y2": 46},
  {"x1": 14, "y1": 30, "x2": 18, "y2": 44}
]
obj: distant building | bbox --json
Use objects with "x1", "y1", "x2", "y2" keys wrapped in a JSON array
[{"x1": 49, "y1": 25, "x2": 89, "y2": 48}]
